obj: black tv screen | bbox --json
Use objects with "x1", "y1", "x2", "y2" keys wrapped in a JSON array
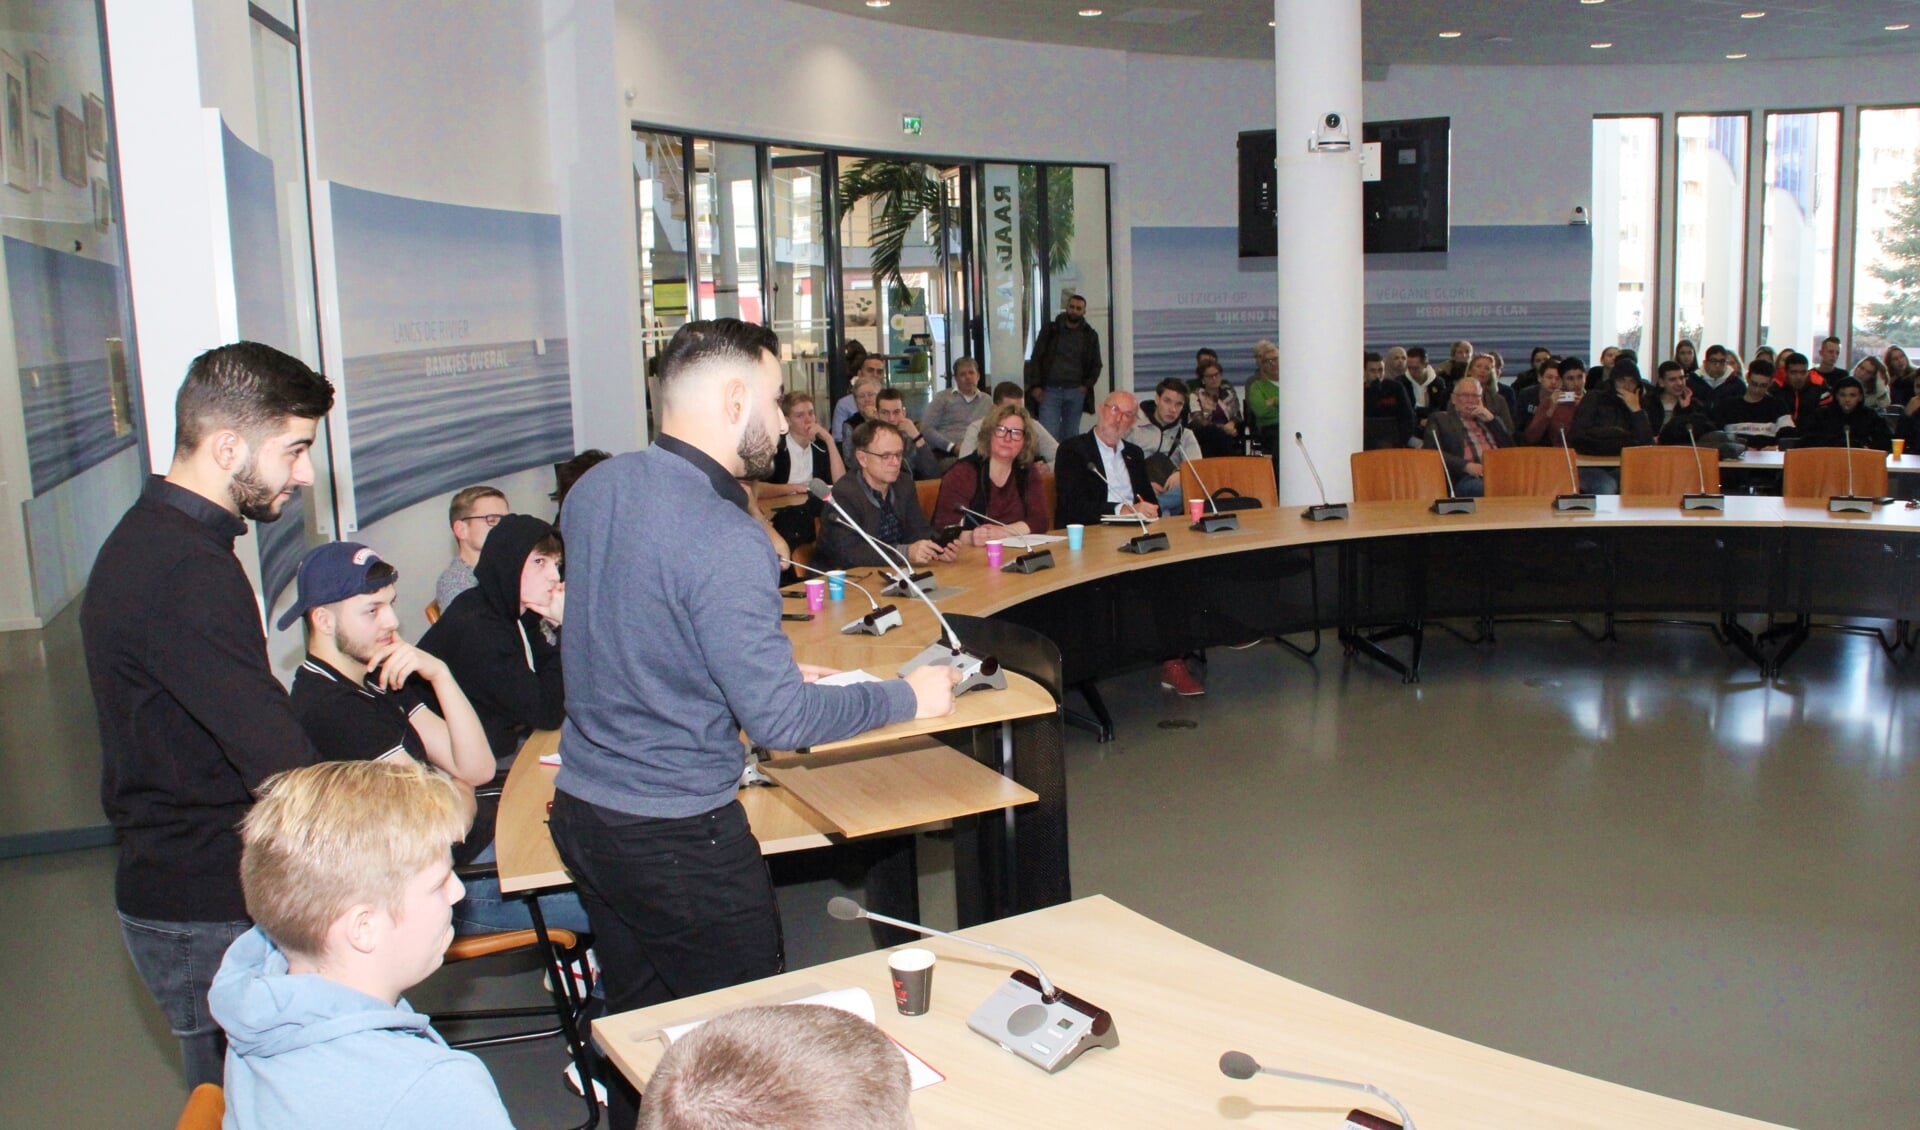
[{"x1": 1236, "y1": 117, "x2": 1450, "y2": 257}]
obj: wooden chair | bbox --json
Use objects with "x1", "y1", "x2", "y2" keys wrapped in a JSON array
[
  {"x1": 1781, "y1": 448, "x2": 1887, "y2": 500},
  {"x1": 1619, "y1": 445, "x2": 1721, "y2": 497},
  {"x1": 1176, "y1": 455, "x2": 1278, "y2": 508},
  {"x1": 916, "y1": 477, "x2": 942, "y2": 522},
  {"x1": 1350, "y1": 449, "x2": 1448, "y2": 502},
  {"x1": 1037, "y1": 463, "x2": 1057, "y2": 529},
  {"x1": 425, "y1": 600, "x2": 441, "y2": 624},
  {"x1": 175, "y1": 1084, "x2": 223, "y2": 1130},
  {"x1": 1483, "y1": 447, "x2": 1579, "y2": 497}
]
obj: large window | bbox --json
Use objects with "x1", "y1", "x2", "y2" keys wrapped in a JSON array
[
  {"x1": 1760, "y1": 111, "x2": 1840, "y2": 356},
  {"x1": 1673, "y1": 114, "x2": 1748, "y2": 353},
  {"x1": 1591, "y1": 117, "x2": 1659, "y2": 359},
  {"x1": 1851, "y1": 107, "x2": 1920, "y2": 366}
]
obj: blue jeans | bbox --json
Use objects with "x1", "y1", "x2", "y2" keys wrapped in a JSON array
[
  {"x1": 1155, "y1": 481, "x2": 1184, "y2": 514},
  {"x1": 1036, "y1": 386, "x2": 1085, "y2": 440},
  {"x1": 118, "y1": 913, "x2": 252, "y2": 1087},
  {"x1": 451, "y1": 841, "x2": 594, "y2": 936},
  {"x1": 1456, "y1": 476, "x2": 1486, "y2": 498}
]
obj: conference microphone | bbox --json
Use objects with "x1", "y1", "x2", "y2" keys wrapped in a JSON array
[
  {"x1": 1219, "y1": 1051, "x2": 1418, "y2": 1130},
  {"x1": 1828, "y1": 428, "x2": 1874, "y2": 513},
  {"x1": 1554, "y1": 428, "x2": 1597, "y2": 512},
  {"x1": 1114, "y1": 496, "x2": 1170, "y2": 554},
  {"x1": 786, "y1": 559, "x2": 904, "y2": 636},
  {"x1": 1428, "y1": 428, "x2": 1475, "y2": 515},
  {"x1": 808, "y1": 481, "x2": 1006, "y2": 695},
  {"x1": 1294, "y1": 432, "x2": 1349, "y2": 521},
  {"x1": 827, "y1": 897, "x2": 1118, "y2": 1073},
  {"x1": 1184, "y1": 458, "x2": 1240, "y2": 532},
  {"x1": 1680, "y1": 425, "x2": 1725, "y2": 511},
  {"x1": 956, "y1": 505, "x2": 1054, "y2": 572}
]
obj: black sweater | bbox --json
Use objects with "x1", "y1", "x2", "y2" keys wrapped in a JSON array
[
  {"x1": 419, "y1": 514, "x2": 565, "y2": 760},
  {"x1": 84, "y1": 477, "x2": 317, "y2": 922}
]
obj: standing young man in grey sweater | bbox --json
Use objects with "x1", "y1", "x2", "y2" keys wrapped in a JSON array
[{"x1": 552, "y1": 318, "x2": 959, "y2": 1127}]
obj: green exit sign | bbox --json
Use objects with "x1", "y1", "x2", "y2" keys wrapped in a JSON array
[{"x1": 901, "y1": 115, "x2": 922, "y2": 136}]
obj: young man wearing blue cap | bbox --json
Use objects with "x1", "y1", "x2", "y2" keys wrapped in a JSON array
[{"x1": 283, "y1": 542, "x2": 495, "y2": 800}]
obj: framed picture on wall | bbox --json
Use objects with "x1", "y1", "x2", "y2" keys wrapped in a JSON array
[
  {"x1": 56, "y1": 105, "x2": 84, "y2": 186},
  {"x1": 91, "y1": 177, "x2": 109, "y2": 231},
  {"x1": 26, "y1": 51, "x2": 50, "y2": 118},
  {"x1": 84, "y1": 94, "x2": 105, "y2": 159},
  {"x1": 32, "y1": 120, "x2": 50, "y2": 188},
  {"x1": 2, "y1": 53, "x2": 28, "y2": 192}
]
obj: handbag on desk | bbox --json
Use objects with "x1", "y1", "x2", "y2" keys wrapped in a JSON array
[{"x1": 1207, "y1": 486, "x2": 1262, "y2": 512}]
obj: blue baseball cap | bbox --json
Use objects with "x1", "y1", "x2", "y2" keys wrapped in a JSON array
[{"x1": 276, "y1": 542, "x2": 398, "y2": 630}]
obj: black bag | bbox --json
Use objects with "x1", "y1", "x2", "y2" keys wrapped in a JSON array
[
  {"x1": 1209, "y1": 486, "x2": 1262, "y2": 512},
  {"x1": 770, "y1": 498, "x2": 819, "y2": 548},
  {"x1": 1572, "y1": 426, "x2": 1632, "y2": 457}
]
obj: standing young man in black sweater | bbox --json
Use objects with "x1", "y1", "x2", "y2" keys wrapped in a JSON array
[{"x1": 82, "y1": 342, "x2": 333, "y2": 1087}]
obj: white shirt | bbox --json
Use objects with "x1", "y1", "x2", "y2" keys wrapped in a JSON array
[
  {"x1": 1094, "y1": 433, "x2": 1132, "y2": 507},
  {"x1": 784, "y1": 435, "x2": 813, "y2": 485}
]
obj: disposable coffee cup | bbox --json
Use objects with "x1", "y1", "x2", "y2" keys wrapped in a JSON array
[
  {"x1": 1066, "y1": 523, "x2": 1085, "y2": 550},
  {"x1": 888, "y1": 947, "x2": 936, "y2": 1015},
  {"x1": 803, "y1": 578, "x2": 825, "y2": 612},
  {"x1": 1895, "y1": 439, "x2": 1907, "y2": 458},
  {"x1": 984, "y1": 539, "x2": 1004, "y2": 568},
  {"x1": 826, "y1": 570, "x2": 847, "y2": 600},
  {"x1": 1187, "y1": 497, "x2": 1205, "y2": 522}
]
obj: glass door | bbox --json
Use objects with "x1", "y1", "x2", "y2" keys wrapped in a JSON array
[
  {"x1": 768, "y1": 147, "x2": 829, "y2": 401},
  {"x1": 691, "y1": 138, "x2": 763, "y2": 322}
]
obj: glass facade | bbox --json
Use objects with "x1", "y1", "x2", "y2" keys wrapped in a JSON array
[
  {"x1": 1760, "y1": 111, "x2": 1840, "y2": 357},
  {"x1": 1851, "y1": 106, "x2": 1920, "y2": 366},
  {"x1": 1673, "y1": 114, "x2": 1748, "y2": 354},
  {"x1": 1591, "y1": 117, "x2": 1660, "y2": 358}
]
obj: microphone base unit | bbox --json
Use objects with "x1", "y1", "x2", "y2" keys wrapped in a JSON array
[
  {"x1": 966, "y1": 969, "x2": 1118, "y2": 1073},
  {"x1": 1680, "y1": 492, "x2": 1726, "y2": 512},
  {"x1": 1429, "y1": 497, "x2": 1476, "y2": 515},
  {"x1": 1003, "y1": 549, "x2": 1054, "y2": 573},
  {"x1": 897, "y1": 640, "x2": 1007, "y2": 696},
  {"x1": 1553, "y1": 493, "x2": 1598, "y2": 512},
  {"x1": 1828, "y1": 495, "x2": 1876, "y2": 514},
  {"x1": 1119, "y1": 531, "x2": 1171, "y2": 554},
  {"x1": 1192, "y1": 513, "x2": 1240, "y2": 533},
  {"x1": 882, "y1": 570, "x2": 938, "y2": 596},
  {"x1": 1302, "y1": 503, "x2": 1350, "y2": 522},
  {"x1": 839, "y1": 604, "x2": 904, "y2": 636}
]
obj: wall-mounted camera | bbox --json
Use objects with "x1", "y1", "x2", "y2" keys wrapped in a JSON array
[
  {"x1": 1309, "y1": 112, "x2": 1352, "y2": 153},
  {"x1": 1569, "y1": 205, "x2": 1591, "y2": 226}
]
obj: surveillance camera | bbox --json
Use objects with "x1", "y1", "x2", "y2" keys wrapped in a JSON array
[
  {"x1": 1569, "y1": 205, "x2": 1591, "y2": 227},
  {"x1": 1309, "y1": 112, "x2": 1352, "y2": 153}
]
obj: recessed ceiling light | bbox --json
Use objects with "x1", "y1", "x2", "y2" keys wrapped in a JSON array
[
  {"x1": 1726, "y1": 52, "x2": 1748, "y2": 59},
  {"x1": 1741, "y1": 10, "x2": 1765, "y2": 18},
  {"x1": 1888, "y1": 23, "x2": 1912, "y2": 31},
  {"x1": 1590, "y1": 41, "x2": 1613, "y2": 48},
  {"x1": 1580, "y1": 0, "x2": 1604, "y2": 5},
  {"x1": 864, "y1": 0, "x2": 889, "y2": 7},
  {"x1": 1437, "y1": 30, "x2": 1462, "y2": 39},
  {"x1": 1078, "y1": 7, "x2": 1103, "y2": 15},
  {"x1": 1267, "y1": 19, "x2": 1275, "y2": 27}
]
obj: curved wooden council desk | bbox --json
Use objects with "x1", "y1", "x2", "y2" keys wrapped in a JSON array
[{"x1": 595, "y1": 895, "x2": 1788, "y2": 1129}]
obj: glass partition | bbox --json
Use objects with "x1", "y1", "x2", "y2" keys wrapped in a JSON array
[
  {"x1": 1591, "y1": 117, "x2": 1660, "y2": 359},
  {"x1": 1760, "y1": 110, "x2": 1840, "y2": 355},
  {"x1": 768, "y1": 146, "x2": 827, "y2": 399},
  {"x1": 1851, "y1": 107, "x2": 1920, "y2": 366},
  {"x1": 691, "y1": 138, "x2": 762, "y2": 322},
  {"x1": 1673, "y1": 114, "x2": 1748, "y2": 354}
]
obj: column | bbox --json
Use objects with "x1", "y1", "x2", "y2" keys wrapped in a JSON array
[{"x1": 1273, "y1": 0, "x2": 1363, "y2": 505}]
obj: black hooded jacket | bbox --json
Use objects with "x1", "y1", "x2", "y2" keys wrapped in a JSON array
[{"x1": 418, "y1": 513, "x2": 564, "y2": 760}]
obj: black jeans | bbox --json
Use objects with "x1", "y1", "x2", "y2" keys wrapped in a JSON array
[
  {"x1": 118, "y1": 913, "x2": 252, "y2": 1087},
  {"x1": 550, "y1": 792, "x2": 784, "y2": 1119}
]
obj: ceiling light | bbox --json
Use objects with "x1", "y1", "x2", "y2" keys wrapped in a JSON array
[
  {"x1": 1078, "y1": 7, "x2": 1103, "y2": 15},
  {"x1": 1740, "y1": 10, "x2": 1765, "y2": 18},
  {"x1": 1437, "y1": 31, "x2": 1462, "y2": 39},
  {"x1": 865, "y1": 0, "x2": 890, "y2": 7},
  {"x1": 1726, "y1": 52, "x2": 1748, "y2": 59},
  {"x1": 1268, "y1": 19, "x2": 1275, "y2": 27},
  {"x1": 1581, "y1": 0, "x2": 1604, "y2": 5},
  {"x1": 1590, "y1": 41, "x2": 1613, "y2": 48},
  {"x1": 1889, "y1": 24, "x2": 1912, "y2": 31}
]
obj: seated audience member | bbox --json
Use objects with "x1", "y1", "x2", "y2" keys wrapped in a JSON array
[
  {"x1": 1363, "y1": 351, "x2": 1417, "y2": 450},
  {"x1": 1244, "y1": 341, "x2": 1282, "y2": 452},
  {"x1": 1807, "y1": 375, "x2": 1894, "y2": 451},
  {"x1": 1402, "y1": 345, "x2": 1449, "y2": 422},
  {"x1": 959, "y1": 381, "x2": 1059, "y2": 462},
  {"x1": 1645, "y1": 360, "x2": 1722, "y2": 446},
  {"x1": 551, "y1": 449, "x2": 611, "y2": 518},
  {"x1": 836, "y1": 374, "x2": 885, "y2": 459},
  {"x1": 919, "y1": 356, "x2": 992, "y2": 459},
  {"x1": 1772, "y1": 351, "x2": 1832, "y2": 436},
  {"x1": 932, "y1": 405, "x2": 1050, "y2": 545},
  {"x1": 1714, "y1": 359, "x2": 1794, "y2": 450},
  {"x1": 210, "y1": 759, "x2": 515, "y2": 1130},
  {"x1": 1190, "y1": 346, "x2": 1221, "y2": 387},
  {"x1": 1484, "y1": 351, "x2": 1518, "y2": 416},
  {"x1": 1598, "y1": 345, "x2": 1621, "y2": 373},
  {"x1": 1570, "y1": 359, "x2": 1653, "y2": 455},
  {"x1": 435, "y1": 486, "x2": 508, "y2": 612},
  {"x1": 1751, "y1": 345, "x2": 1776, "y2": 367},
  {"x1": 1516, "y1": 346, "x2": 1553, "y2": 392},
  {"x1": 1462, "y1": 353, "x2": 1516, "y2": 431},
  {"x1": 418, "y1": 514, "x2": 565, "y2": 763},
  {"x1": 1852, "y1": 355, "x2": 1893, "y2": 410},
  {"x1": 1443, "y1": 339, "x2": 1474, "y2": 385},
  {"x1": 1672, "y1": 339, "x2": 1701, "y2": 380},
  {"x1": 1427, "y1": 377, "x2": 1511, "y2": 497},
  {"x1": 831, "y1": 351, "x2": 885, "y2": 443},
  {"x1": 638, "y1": 1004, "x2": 913, "y2": 1130},
  {"x1": 870, "y1": 387, "x2": 945, "y2": 481},
  {"x1": 1514, "y1": 358, "x2": 1559, "y2": 437},
  {"x1": 761, "y1": 391, "x2": 846, "y2": 500},
  {"x1": 1189, "y1": 356, "x2": 1244, "y2": 457},
  {"x1": 816, "y1": 420, "x2": 957, "y2": 570},
  {"x1": 1695, "y1": 344, "x2": 1742, "y2": 406},
  {"x1": 1055, "y1": 390, "x2": 1160, "y2": 525},
  {"x1": 1127, "y1": 377, "x2": 1204, "y2": 512},
  {"x1": 1814, "y1": 335, "x2": 1846, "y2": 384},
  {"x1": 1885, "y1": 345, "x2": 1916, "y2": 406},
  {"x1": 1524, "y1": 356, "x2": 1586, "y2": 446}
]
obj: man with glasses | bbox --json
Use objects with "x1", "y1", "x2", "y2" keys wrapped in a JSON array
[
  {"x1": 435, "y1": 485, "x2": 510, "y2": 612},
  {"x1": 815, "y1": 419, "x2": 957, "y2": 570},
  {"x1": 871, "y1": 387, "x2": 945, "y2": 481}
]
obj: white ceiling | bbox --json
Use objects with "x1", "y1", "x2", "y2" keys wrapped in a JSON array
[{"x1": 785, "y1": 0, "x2": 1920, "y2": 68}]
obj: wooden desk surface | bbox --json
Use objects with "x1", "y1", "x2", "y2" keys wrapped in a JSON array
[{"x1": 593, "y1": 895, "x2": 1785, "y2": 1129}]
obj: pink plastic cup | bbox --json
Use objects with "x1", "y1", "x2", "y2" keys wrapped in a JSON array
[{"x1": 984, "y1": 540, "x2": 1004, "y2": 569}]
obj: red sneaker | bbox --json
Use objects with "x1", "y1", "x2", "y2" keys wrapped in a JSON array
[{"x1": 1160, "y1": 659, "x2": 1205, "y2": 697}]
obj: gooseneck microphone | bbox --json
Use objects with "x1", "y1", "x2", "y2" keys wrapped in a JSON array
[
  {"x1": 1219, "y1": 1051, "x2": 1418, "y2": 1130},
  {"x1": 1429, "y1": 426, "x2": 1475, "y2": 515},
  {"x1": 1554, "y1": 428, "x2": 1597, "y2": 512},
  {"x1": 1114, "y1": 495, "x2": 1169, "y2": 554},
  {"x1": 828, "y1": 897, "x2": 1118, "y2": 1073},
  {"x1": 809, "y1": 481, "x2": 1006, "y2": 694},
  {"x1": 1681, "y1": 425, "x2": 1724, "y2": 511},
  {"x1": 1829, "y1": 428, "x2": 1874, "y2": 513},
  {"x1": 786, "y1": 559, "x2": 904, "y2": 636},
  {"x1": 1294, "y1": 432, "x2": 1349, "y2": 521},
  {"x1": 1184, "y1": 458, "x2": 1240, "y2": 532}
]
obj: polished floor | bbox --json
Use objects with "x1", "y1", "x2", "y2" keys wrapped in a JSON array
[{"x1": 5, "y1": 621, "x2": 1917, "y2": 1127}]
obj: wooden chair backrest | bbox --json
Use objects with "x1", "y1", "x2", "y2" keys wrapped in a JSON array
[
  {"x1": 1619, "y1": 445, "x2": 1722, "y2": 496},
  {"x1": 1177, "y1": 455, "x2": 1278, "y2": 508},
  {"x1": 1781, "y1": 447, "x2": 1887, "y2": 500},
  {"x1": 1350, "y1": 449, "x2": 1448, "y2": 502}
]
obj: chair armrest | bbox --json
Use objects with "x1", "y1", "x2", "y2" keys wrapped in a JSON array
[{"x1": 445, "y1": 928, "x2": 579, "y2": 962}]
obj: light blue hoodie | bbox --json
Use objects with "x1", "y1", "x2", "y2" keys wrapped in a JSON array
[{"x1": 210, "y1": 927, "x2": 515, "y2": 1130}]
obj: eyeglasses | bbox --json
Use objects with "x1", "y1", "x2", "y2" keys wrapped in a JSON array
[
  {"x1": 992, "y1": 426, "x2": 1026, "y2": 440},
  {"x1": 861, "y1": 449, "x2": 906, "y2": 463},
  {"x1": 460, "y1": 514, "x2": 506, "y2": 527}
]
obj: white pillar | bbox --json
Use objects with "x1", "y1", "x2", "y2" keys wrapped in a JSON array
[{"x1": 1273, "y1": 0, "x2": 1363, "y2": 505}]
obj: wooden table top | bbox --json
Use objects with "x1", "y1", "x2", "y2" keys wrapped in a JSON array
[{"x1": 593, "y1": 895, "x2": 1787, "y2": 1129}]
